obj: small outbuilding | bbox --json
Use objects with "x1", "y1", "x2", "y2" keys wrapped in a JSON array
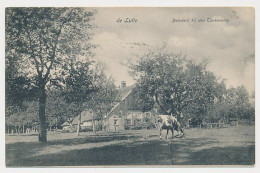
[{"x1": 61, "y1": 122, "x2": 71, "y2": 131}]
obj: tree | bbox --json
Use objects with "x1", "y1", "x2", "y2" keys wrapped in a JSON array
[
  {"x1": 130, "y1": 49, "x2": 184, "y2": 117},
  {"x1": 87, "y1": 63, "x2": 119, "y2": 119},
  {"x1": 61, "y1": 61, "x2": 97, "y2": 135},
  {"x1": 207, "y1": 85, "x2": 254, "y2": 124},
  {"x1": 6, "y1": 76, "x2": 38, "y2": 108},
  {"x1": 225, "y1": 85, "x2": 253, "y2": 120},
  {"x1": 45, "y1": 90, "x2": 80, "y2": 130},
  {"x1": 61, "y1": 62, "x2": 119, "y2": 135},
  {"x1": 129, "y1": 48, "x2": 220, "y2": 121},
  {"x1": 87, "y1": 63, "x2": 119, "y2": 132},
  {"x1": 6, "y1": 8, "x2": 95, "y2": 142},
  {"x1": 5, "y1": 50, "x2": 38, "y2": 117},
  {"x1": 5, "y1": 100, "x2": 39, "y2": 134},
  {"x1": 182, "y1": 68, "x2": 227, "y2": 124}
]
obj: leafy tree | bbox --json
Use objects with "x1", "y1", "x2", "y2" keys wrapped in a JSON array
[
  {"x1": 45, "y1": 90, "x2": 81, "y2": 130},
  {"x1": 6, "y1": 90, "x2": 82, "y2": 133},
  {"x1": 61, "y1": 62, "x2": 119, "y2": 135},
  {"x1": 6, "y1": 76, "x2": 38, "y2": 108},
  {"x1": 5, "y1": 51, "x2": 38, "y2": 116},
  {"x1": 207, "y1": 102, "x2": 230, "y2": 123},
  {"x1": 226, "y1": 86, "x2": 253, "y2": 120},
  {"x1": 6, "y1": 8, "x2": 95, "y2": 142},
  {"x1": 61, "y1": 61, "x2": 97, "y2": 135},
  {"x1": 130, "y1": 49, "x2": 185, "y2": 117},
  {"x1": 129, "y1": 48, "x2": 221, "y2": 121},
  {"x1": 5, "y1": 100, "x2": 38, "y2": 134},
  {"x1": 182, "y1": 68, "x2": 226, "y2": 124},
  {"x1": 87, "y1": 64, "x2": 119, "y2": 132},
  {"x1": 87, "y1": 63, "x2": 119, "y2": 119},
  {"x1": 207, "y1": 85, "x2": 254, "y2": 124}
]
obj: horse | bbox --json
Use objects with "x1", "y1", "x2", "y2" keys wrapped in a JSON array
[{"x1": 156, "y1": 115, "x2": 184, "y2": 139}]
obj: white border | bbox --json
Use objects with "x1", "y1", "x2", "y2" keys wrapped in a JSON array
[{"x1": 0, "y1": 0, "x2": 259, "y2": 173}]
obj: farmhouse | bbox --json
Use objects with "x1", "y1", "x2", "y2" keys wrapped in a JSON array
[
  {"x1": 61, "y1": 122, "x2": 71, "y2": 131},
  {"x1": 61, "y1": 110, "x2": 101, "y2": 132},
  {"x1": 103, "y1": 81, "x2": 156, "y2": 132}
]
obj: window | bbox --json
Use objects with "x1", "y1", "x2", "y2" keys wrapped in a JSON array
[
  {"x1": 114, "y1": 119, "x2": 118, "y2": 125},
  {"x1": 145, "y1": 112, "x2": 151, "y2": 117}
]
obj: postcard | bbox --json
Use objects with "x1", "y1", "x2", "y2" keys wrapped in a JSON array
[{"x1": 4, "y1": 7, "x2": 255, "y2": 167}]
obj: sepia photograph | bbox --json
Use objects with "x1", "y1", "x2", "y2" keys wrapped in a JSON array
[{"x1": 4, "y1": 7, "x2": 255, "y2": 167}]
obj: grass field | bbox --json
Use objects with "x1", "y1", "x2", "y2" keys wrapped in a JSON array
[{"x1": 5, "y1": 126, "x2": 255, "y2": 166}]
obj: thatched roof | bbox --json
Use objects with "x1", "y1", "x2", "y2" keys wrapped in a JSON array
[{"x1": 61, "y1": 122, "x2": 70, "y2": 127}]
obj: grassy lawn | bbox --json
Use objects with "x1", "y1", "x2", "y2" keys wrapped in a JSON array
[{"x1": 5, "y1": 126, "x2": 255, "y2": 166}]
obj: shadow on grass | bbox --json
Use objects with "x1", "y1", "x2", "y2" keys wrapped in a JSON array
[
  {"x1": 185, "y1": 145, "x2": 255, "y2": 165},
  {"x1": 6, "y1": 135, "x2": 254, "y2": 166},
  {"x1": 6, "y1": 133, "x2": 140, "y2": 166},
  {"x1": 50, "y1": 134, "x2": 140, "y2": 146}
]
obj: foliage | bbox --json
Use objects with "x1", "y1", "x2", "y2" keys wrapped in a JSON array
[
  {"x1": 88, "y1": 63, "x2": 119, "y2": 118},
  {"x1": 61, "y1": 62, "x2": 119, "y2": 119},
  {"x1": 129, "y1": 47, "x2": 254, "y2": 124},
  {"x1": 6, "y1": 8, "x2": 95, "y2": 78},
  {"x1": 129, "y1": 48, "x2": 224, "y2": 120},
  {"x1": 206, "y1": 85, "x2": 254, "y2": 123},
  {"x1": 61, "y1": 61, "x2": 96, "y2": 106},
  {"x1": 5, "y1": 7, "x2": 95, "y2": 142},
  {"x1": 5, "y1": 100, "x2": 38, "y2": 129},
  {"x1": 5, "y1": 51, "x2": 38, "y2": 112},
  {"x1": 6, "y1": 76, "x2": 38, "y2": 109},
  {"x1": 46, "y1": 90, "x2": 83, "y2": 128},
  {"x1": 5, "y1": 89, "x2": 86, "y2": 129}
]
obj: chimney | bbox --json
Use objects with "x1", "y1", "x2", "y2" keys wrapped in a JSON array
[{"x1": 121, "y1": 81, "x2": 126, "y2": 88}]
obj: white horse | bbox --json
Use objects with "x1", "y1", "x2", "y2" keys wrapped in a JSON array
[{"x1": 157, "y1": 115, "x2": 184, "y2": 139}]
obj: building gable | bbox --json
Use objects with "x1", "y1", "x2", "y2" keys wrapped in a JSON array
[{"x1": 106, "y1": 85, "x2": 147, "y2": 119}]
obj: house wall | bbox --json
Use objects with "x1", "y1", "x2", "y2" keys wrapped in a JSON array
[
  {"x1": 103, "y1": 87, "x2": 156, "y2": 131},
  {"x1": 107, "y1": 115, "x2": 124, "y2": 132},
  {"x1": 62, "y1": 126, "x2": 70, "y2": 131},
  {"x1": 81, "y1": 121, "x2": 92, "y2": 130},
  {"x1": 103, "y1": 111, "x2": 155, "y2": 132},
  {"x1": 81, "y1": 120, "x2": 101, "y2": 131},
  {"x1": 81, "y1": 121, "x2": 92, "y2": 127}
]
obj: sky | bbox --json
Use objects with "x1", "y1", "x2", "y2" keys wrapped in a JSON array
[{"x1": 90, "y1": 7, "x2": 255, "y2": 94}]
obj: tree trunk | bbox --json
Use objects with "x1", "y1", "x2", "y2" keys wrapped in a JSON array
[
  {"x1": 92, "y1": 117, "x2": 96, "y2": 133},
  {"x1": 145, "y1": 123, "x2": 148, "y2": 139},
  {"x1": 56, "y1": 118, "x2": 58, "y2": 130},
  {"x1": 23, "y1": 123, "x2": 25, "y2": 133},
  {"x1": 122, "y1": 117, "x2": 125, "y2": 131},
  {"x1": 76, "y1": 113, "x2": 81, "y2": 136},
  {"x1": 38, "y1": 83, "x2": 47, "y2": 143}
]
